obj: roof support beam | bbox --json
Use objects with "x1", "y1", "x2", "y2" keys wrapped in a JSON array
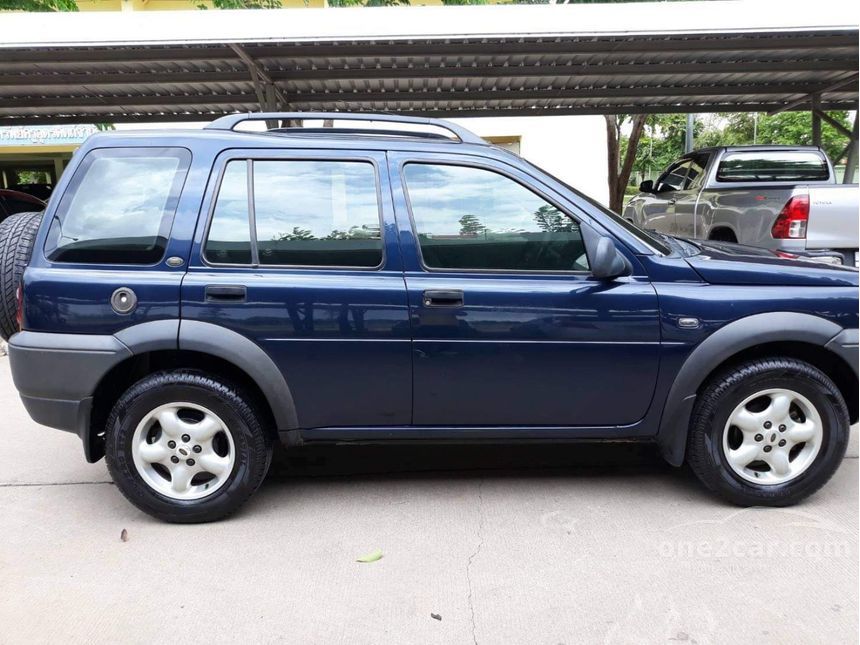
[
  {"x1": 814, "y1": 108, "x2": 857, "y2": 140},
  {"x1": 4, "y1": 84, "x2": 858, "y2": 110},
  {"x1": 767, "y1": 74, "x2": 859, "y2": 115},
  {"x1": 229, "y1": 43, "x2": 288, "y2": 115},
  {"x1": 843, "y1": 114, "x2": 858, "y2": 184}
]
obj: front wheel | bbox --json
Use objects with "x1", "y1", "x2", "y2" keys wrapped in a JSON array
[
  {"x1": 686, "y1": 357, "x2": 849, "y2": 506},
  {"x1": 105, "y1": 370, "x2": 272, "y2": 523}
]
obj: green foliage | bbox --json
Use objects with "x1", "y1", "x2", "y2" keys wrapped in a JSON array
[
  {"x1": 328, "y1": 0, "x2": 409, "y2": 6},
  {"x1": 631, "y1": 111, "x2": 855, "y2": 179},
  {"x1": 458, "y1": 214, "x2": 486, "y2": 235},
  {"x1": 0, "y1": 0, "x2": 77, "y2": 10},
  {"x1": 199, "y1": 0, "x2": 281, "y2": 8},
  {"x1": 533, "y1": 205, "x2": 573, "y2": 232}
]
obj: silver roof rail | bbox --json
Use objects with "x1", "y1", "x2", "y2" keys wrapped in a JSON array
[{"x1": 205, "y1": 112, "x2": 486, "y2": 145}]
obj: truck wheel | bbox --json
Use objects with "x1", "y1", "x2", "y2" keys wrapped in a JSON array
[
  {"x1": 105, "y1": 370, "x2": 272, "y2": 523},
  {"x1": 686, "y1": 357, "x2": 849, "y2": 506},
  {"x1": 0, "y1": 211, "x2": 42, "y2": 341},
  {"x1": 708, "y1": 228, "x2": 737, "y2": 243}
]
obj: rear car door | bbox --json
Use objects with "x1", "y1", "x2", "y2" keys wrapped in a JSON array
[
  {"x1": 182, "y1": 149, "x2": 412, "y2": 429},
  {"x1": 389, "y1": 152, "x2": 661, "y2": 429}
]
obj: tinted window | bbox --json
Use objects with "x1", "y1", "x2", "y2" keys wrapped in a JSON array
[
  {"x1": 404, "y1": 163, "x2": 589, "y2": 272},
  {"x1": 254, "y1": 160, "x2": 382, "y2": 267},
  {"x1": 716, "y1": 151, "x2": 830, "y2": 182},
  {"x1": 204, "y1": 161, "x2": 253, "y2": 264},
  {"x1": 204, "y1": 159, "x2": 383, "y2": 268},
  {"x1": 45, "y1": 148, "x2": 190, "y2": 264},
  {"x1": 656, "y1": 160, "x2": 692, "y2": 192}
]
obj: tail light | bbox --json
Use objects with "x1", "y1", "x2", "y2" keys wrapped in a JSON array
[
  {"x1": 15, "y1": 284, "x2": 23, "y2": 331},
  {"x1": 771, "y1": 193, "x2": 809, "y2": 239}
]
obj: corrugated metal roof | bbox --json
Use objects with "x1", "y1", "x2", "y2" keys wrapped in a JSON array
[{"x1": 0, "y1": 2, "x2": 856, "y2": 124}]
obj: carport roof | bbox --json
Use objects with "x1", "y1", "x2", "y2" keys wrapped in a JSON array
[{"x1": 0, "y1": 0, "x2": 857, "y2": 125}]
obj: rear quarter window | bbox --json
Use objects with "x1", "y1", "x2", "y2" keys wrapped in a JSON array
[
  {"x1": 716, "y1": 151, "x2": 829, "y2": 182},
  {"x1": 44, "y1": 147, "x2": 190, "y2": 264}
]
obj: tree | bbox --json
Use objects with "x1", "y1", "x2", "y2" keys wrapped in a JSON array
[
  {"x1": 0, "y1": 0, "x2": 76, "y2": 10},
  {"x1": 696, "y1": 111, "x2": 854, "y2": 165},
  {"x1": 458, "y1": 214, "x2": 486, "y2": 235},
  {"x1": 199, "y1": 0, "x2": 281, "y2": 8},
  {"x1": 605, "y1": 114, "x2": 646, "y2": 213},
  {"x1": 533, "y1": 205, "x2": 573, "y2": 232}
]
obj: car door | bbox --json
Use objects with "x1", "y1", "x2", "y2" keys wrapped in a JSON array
[
  {"x1": 672, "y1": 153, "x2": 711, "y2": 238},
  {"x1": 182, "y1": 148, "x2": 412, "y2": 429},
  {"x1": 388, "y1": 152, "x2": 661, "y2": 429},
  {"x1": 645, "y1": 159, "x2": 693, "y2": 235}
]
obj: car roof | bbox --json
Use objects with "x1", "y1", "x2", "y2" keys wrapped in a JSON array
[{"x1": 79, "y1": 127, "x2": 510, "y2": 161}]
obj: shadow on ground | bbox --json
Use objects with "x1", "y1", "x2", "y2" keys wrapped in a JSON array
[{"x1": 269, "y1": 441, "x2": 690, "y2": 483}]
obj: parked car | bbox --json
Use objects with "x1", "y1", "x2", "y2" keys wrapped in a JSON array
[
  {"x1": 0, "y1": 188, "x2": 45, "y2": 222},
  {"x1": 1, "y1": 113, "x2": 857, "y2": 522},
  {"x1": 624, "y1": 146, "x2": 859, "y2": 266}
]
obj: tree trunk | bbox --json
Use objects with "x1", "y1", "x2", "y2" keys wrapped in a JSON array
[{"x1": 605, "y1": 114, "x2": 647, "y2": 214}]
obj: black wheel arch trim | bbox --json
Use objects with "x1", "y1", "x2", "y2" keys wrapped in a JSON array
[
  {"x1": 177, "y1": 320, "x2": 299, "y2": 430},
  {"x1": 657, "y1": 312, "x2": 849, "y2": 466}
]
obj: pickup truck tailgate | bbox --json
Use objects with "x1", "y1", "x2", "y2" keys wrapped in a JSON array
[{"x1": 806, "y1": 184, "x2": 860, "y2": 250}]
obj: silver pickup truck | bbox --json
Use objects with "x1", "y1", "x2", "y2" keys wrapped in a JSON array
[{"x1": 624, "y1": 146, "x2": 859, "y2": 266}]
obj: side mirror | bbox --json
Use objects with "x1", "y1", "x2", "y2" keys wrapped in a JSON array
[
  {"x1": 590, "y1": 236, "x2": 631, "y2": 280},
  {"x1": 639, "y1": 180, "x2": 654, "y2": 193}
]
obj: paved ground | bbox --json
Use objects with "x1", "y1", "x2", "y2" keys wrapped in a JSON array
[{"x1": 0, "y1": 356, "x2": 857, "y2": 645}]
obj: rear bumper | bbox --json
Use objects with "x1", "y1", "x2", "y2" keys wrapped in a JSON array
[{"x1": 8, "y1": 331, "x2": 131, "y2": 458}]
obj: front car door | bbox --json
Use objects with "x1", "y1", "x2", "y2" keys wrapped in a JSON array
[
  {"x1": 642, "y1": 159, "x2": 693, "y2": 235},
  {"x1": 672, "y1": 152, "x2": 712, "y2": 238},
  {"x1": 388, "y1": 152, "x2": 661, "y2": 430},
  {"x1": 182, "y1": 148, "x2": 412, "y2": 429}
]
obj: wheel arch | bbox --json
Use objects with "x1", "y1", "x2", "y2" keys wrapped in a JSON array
[
  {"x1": 657, "y1": 312, "x2": 855, "y2": 466},
  {"x1": 707, "y1": 225, "x2": 738, "y2": 242},
  {"x1": 86, "y1": 321, "x2": 298, "y2": 462}
]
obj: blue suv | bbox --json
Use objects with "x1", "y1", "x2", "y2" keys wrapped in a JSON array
[{"x1": 2, "y1": 113, "x2": 857, "y2": 522}]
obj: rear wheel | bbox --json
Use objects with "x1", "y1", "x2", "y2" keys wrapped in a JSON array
[
  {"x1": 686, "y1": 357, "x2": 849, "y2": 506},
  {"x1": 105, "y1": 370, "x2": 272, "y2": 523},
  {"x1": 0, "y1": 211, "x2": 42, "y2": 341}
]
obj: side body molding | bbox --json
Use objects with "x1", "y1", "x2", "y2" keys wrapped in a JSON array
[
  {"x1": 178, "y1": 320, "x2": 299, "y2": 430},
  {"x1": 657, "y1": 312, "x2": 844, "y2": 466}
]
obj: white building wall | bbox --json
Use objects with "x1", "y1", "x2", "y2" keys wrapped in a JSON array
[{"x1": 451, "y1": 115, "x2": 609, "y2": 206}]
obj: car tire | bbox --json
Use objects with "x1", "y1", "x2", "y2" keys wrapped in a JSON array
[
  {"x1": 105, "y1": 370, "x2": 272, "y2": 523},
  {"x1": 686, "y1": 357, "x2": 849, "y2": 506},
  {"x1": 0, "y1": 211, "x2": 42, "y2": 341}
]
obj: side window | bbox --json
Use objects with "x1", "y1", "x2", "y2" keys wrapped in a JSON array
[
  {"x1": 204, "y1": 159, "x2": 383, "y2": 268},
  {"x1": 685, "y1": 154, "x2": 710, "y2": 188},
  {"x1": 403, "y1": 163, "x2": 589, "y2": 272},
  {"x1": 44, "y1": 148, "x2": 190, "y2": 264},
  {"x1": 205, "y1": 161, "x2": 252, "y2": 265},
  {"x1": 655, "y1": 160, "x2": 692, "y2": 192}
]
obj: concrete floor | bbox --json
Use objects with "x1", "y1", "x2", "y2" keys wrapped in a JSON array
[{"x1": 0, "y1": 356, "x2": 857, "y2": 644}]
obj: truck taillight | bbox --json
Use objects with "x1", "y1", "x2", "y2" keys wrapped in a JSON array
[
  {"x1": 15, "y1": 284, "x2": 23, "y2": 332},
  {"x1": 771, "y1": 193, "x2": 809, "y2": 239}
]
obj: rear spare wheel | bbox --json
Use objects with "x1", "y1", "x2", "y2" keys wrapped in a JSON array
[{"x1": 0, "y1": 211, "x2": 42, "y2": 341}]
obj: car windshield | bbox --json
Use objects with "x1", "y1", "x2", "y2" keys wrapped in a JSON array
[{"x1": 511, "y1": 155, "x2": 671, "y2": 255}]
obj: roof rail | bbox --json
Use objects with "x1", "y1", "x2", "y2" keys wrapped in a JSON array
[{"x1": 205, "y1": 112, "x2": 486, "y2": 145}]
